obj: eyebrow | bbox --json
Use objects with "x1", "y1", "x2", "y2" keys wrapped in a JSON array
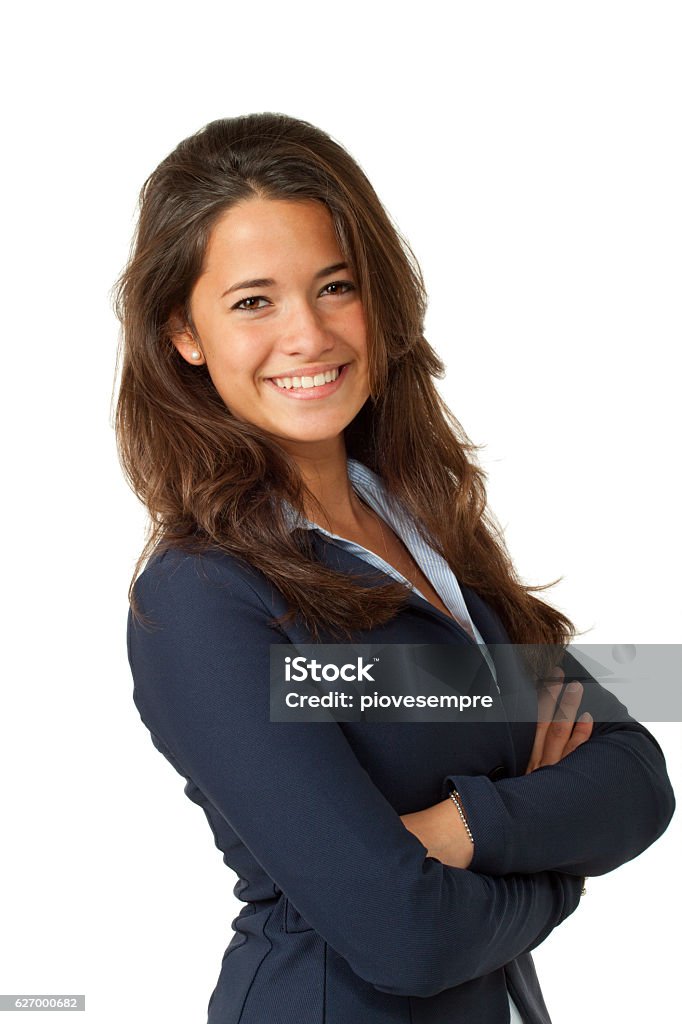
[{"x1": 221, "y1": 262, "x2": 350, "y2": 298}]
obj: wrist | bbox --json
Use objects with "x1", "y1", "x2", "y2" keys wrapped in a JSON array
[
  {"x1": 429, "y1": 797, "x2": 475, "y2": 869},
  {"x1": 448, "y1": 788, "x2": 475, "y2": 848}
]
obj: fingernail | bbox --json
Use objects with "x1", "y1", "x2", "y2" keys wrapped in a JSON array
[
  {"x1": 578, "y1": 712, "x2": 593, "y2": 723},
  {"x1": 567, "y1": 681, "x2": 582, "y2": 692}
]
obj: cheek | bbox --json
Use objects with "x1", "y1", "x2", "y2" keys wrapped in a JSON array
[
  {"x1": 346, "y1": 305, "x2": 368, "y2": 347},
  {"x1": 213, "y1": 332, "x2": 269, "y2": 381}
]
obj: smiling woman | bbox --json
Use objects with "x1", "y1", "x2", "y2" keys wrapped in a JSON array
[{"x1": 113, "y1": 113, "x2": 675, "y2": 1024}]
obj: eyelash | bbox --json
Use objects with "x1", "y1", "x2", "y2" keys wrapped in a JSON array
[{"x1": 231, "y1": 280, "x2": 356, "y2": 313}]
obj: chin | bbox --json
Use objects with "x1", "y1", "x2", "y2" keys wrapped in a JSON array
[
  {"x1": 270, "y1": 422, "x2": 351, "y2": 445},
  {"x1": 283, "y1": 430, "x2": 348, "y2": 444}
]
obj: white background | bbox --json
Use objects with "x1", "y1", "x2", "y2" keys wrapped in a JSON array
[{"x1": 1, "y1": 2, "x2": 680, "y2": 1022}]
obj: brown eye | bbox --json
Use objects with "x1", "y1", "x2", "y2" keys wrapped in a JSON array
[
  {"x1": 232, "y1": 295, "x2": 269, "y2": 312},
  {"x1": 321, "y1": 281, "x2": 355, "y2": 296}
]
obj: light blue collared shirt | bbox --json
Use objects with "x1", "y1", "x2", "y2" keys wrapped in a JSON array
[
  {"x1": 281, "y1": 458, "x2": 524, "y2": 1023},
  {"x1": 281, "y1": 458, "x2": 500, "y2": 691}
]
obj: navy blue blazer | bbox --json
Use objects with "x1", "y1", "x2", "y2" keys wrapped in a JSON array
[{"x1": 127, "y1": 535, "x2": 675, "y2": 1024}]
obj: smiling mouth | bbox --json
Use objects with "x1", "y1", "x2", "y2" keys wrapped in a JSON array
[{"x1": 267, "y1": 363, "x2": 349, "y2": 391}]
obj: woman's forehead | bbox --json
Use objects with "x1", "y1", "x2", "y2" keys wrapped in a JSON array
[{"x1": 200, "y1": 198, "x2": 345, "y2": 287}]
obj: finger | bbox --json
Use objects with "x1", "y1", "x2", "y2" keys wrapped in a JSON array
[
  {"x1": 525, "y1": 673, "x2": 564, "y2": 774},
  {"x1": 537, "y1": 681, "x2": 584, "y2": 767},
  {"x1": 559, "y1": 712, "x2": 594, "y2": 759},
  {"x1": 536, "y1": 670, "x2": 565, "y2": 723},
  {"x1": 527, "y1": 678, "x2": 583, "y2": 772},
  {"x1": 525, "y1": 675, "x2": 564, "y2": 774}
]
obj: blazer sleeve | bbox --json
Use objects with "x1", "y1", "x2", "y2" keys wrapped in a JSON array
[
  {"x1": 127, "y1": 547, "x2": 583, "y2": 1000},
  {"x1": 442, "y1": 647, "x2": 677, "y2": 879}
]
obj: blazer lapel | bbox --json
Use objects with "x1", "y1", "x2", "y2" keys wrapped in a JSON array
[
  {"x1": 310, "y1": 532, "x2": 478, "y2": 645},
  {"x1": 310, "y1": 532, "x2": 533, "y2": 770},
  {"x1": 460, "y1": 584, "x2": 539, "y2": 771}
]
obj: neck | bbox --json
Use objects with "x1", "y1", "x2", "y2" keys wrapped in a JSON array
[{"x1": 280, "y1": 437, "x2": 365, "y2": 533}]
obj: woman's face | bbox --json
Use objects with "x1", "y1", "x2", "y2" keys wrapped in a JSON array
[{"x1": 172, "y1": 197, "x2": 370, "y2": 454}]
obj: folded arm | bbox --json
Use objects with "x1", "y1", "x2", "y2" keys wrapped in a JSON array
[{"x1": 441, "y1": 647, "x2": 676, "y2": 878}]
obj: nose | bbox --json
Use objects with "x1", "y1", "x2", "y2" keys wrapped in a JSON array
[{"x1": 278, "y1": 298, "x2": 335, "y2": 358}]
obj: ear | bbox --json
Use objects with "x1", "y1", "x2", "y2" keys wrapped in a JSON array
[{"x1": 168, "y1": 310, "x2": 206, "y2": 366}]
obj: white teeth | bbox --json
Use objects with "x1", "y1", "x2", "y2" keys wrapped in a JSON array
[{"x1": 272, "y1": 366, "x2": 342, "y2": 390}]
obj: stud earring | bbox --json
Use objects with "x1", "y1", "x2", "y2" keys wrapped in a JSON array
[{"x1": 191, "y1": 350, "x2": 202, "y2": 361}]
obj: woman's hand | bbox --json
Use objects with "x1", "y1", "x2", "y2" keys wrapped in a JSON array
[
  {"x1": 525, "y1": 667, "x2": 594, "y2": 774},
  {"x1": 401, "y1": 797, "x2": 474, "y2": 870}
]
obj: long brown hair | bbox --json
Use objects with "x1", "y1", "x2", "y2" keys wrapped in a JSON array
[{"x1": 112, "y1": 112, "x2": 575, "y2": 649}]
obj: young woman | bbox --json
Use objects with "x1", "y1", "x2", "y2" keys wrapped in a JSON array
[{"x1": 114, "y1": 113, "x2": 675, "y2": 1024}]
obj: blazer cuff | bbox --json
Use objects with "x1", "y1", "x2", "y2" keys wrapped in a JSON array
[{"x1": 442, "y1": 773, "x2": 513, "y2": 875}]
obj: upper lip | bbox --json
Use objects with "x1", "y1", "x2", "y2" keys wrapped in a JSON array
[{"x1": 265, "y1": 362, "x2": 348, "y2": 380}]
